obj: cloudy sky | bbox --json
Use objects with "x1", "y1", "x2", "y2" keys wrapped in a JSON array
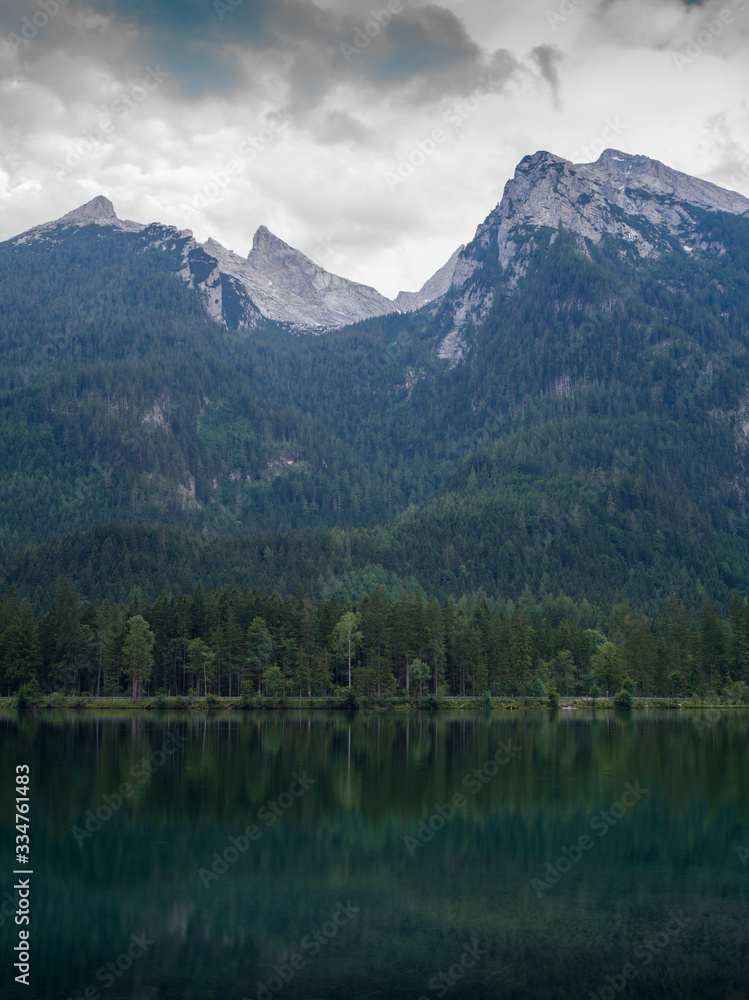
[{"x1": 1, "y1": 0, "x2": 748, "y2": 297}]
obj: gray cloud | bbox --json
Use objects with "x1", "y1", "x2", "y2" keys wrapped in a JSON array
[
  {"x1": 530, "y1": 44, "x2": 563, "y2": 108},
  {"x1": 339, "y1": 4, "x2": 522, "y2": 106},
  {"x1": 0, "y1": 0, "x2": 747, "y2": 299},
  {"x1": 314, "y1": 109, "x2": 373, "y2": 146}
]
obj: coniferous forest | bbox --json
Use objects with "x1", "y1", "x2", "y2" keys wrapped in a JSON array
[
  {"x1": 3, "y1": 200, "x2": 749, "y2": 702},
  {"x1": 3, "y1": 577, "x2": 749, "y2": 704}
]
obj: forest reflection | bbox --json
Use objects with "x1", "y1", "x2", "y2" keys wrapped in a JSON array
[{"x1": 1, "y1": 710, "x2": 746, "y2": 999}]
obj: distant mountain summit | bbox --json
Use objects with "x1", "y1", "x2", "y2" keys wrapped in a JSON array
[
  {"x1": 7, "y1": 150, "x2": 749, "y2": 333},
  {"x1": 394, "y1": 244, "x2": 465, "y2": 312},
  {"x1": 428, "y1": 148, "x2": 749, "y2": 360},
  {"x1": 450, "y1": 149, "x2": 749, "y2": 291},
  {"x1": 13, "y1": 194, "x2": 145, "y2": 243},
  {"x1": 8, "y1": 197, "x2": 453, "y2": 331},
  {"x1": 201, "y1": 226, "x2": 398, "y2": 329}
]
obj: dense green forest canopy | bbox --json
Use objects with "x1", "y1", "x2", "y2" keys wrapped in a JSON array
[
  {"x1": 1, "y1": 577, "x2": 748, "y2": 702},
  {"x1": 2, "y1": 204, "x2": 749, "y2": 619}
]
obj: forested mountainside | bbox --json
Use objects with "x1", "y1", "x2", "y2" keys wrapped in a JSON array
[{"x1": 2, "y1": 150, "x2": 749, "y2": 616}]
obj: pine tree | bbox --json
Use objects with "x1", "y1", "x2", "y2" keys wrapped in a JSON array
[
  {"x1": 510, "y1": 605, "x2": 533, "y2": 698},
  {"x1": 245, "y1": 618, "x2": 273, "y2": 693},
  {"x1": 122, "y1": 614, "x2": 155, "y2": 701}
]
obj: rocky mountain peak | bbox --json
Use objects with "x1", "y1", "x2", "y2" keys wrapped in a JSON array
[
  {"x1": 237, "y1": 225, "x2": 398, "y2": 328},
  {"x1": 250, "y1": 225, "x2": 283, "y2": 254},
  {"x1": 248, "y1": 225, "x2": 315, "y2": 272},
  {"x1": 501, "y1": 147, "x2": 749, "y2": 231},
  {"x1": 449, "y1": 147, "x2": 749, "y2": 294},
  {"x1": 60, "y1": 194, "x2": 118, "y2": 224},
  {"x1": 55, "y1": 194, "x2": 144, "y2": 233},
  {"x1": 12, "y1": 195, "x2": 145, "y2": 244},
  {"x1": 429, "y1": 147, "x2": 749, "y2": 363}
]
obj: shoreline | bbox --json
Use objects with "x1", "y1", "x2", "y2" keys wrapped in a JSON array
[{"x1": 2, "y1": 696, "x2": 746, "y2": 712}]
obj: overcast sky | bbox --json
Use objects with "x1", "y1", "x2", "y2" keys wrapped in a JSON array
[{"x1": 1, "y1": 0, "x2": 748, "y2": 297}]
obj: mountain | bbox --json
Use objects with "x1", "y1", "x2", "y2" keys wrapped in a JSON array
[
  {"x1": 430, "y1": 148, "x2": 749, "y2": 359},
  {"x1": 201, "y1": 226, "x2": 398, "y2": 329},
  {"x1": 12, "y1": 194, "x2": 146, "y2": 238},
  {"x1": 10, "y1": 197, "x2": 453, "y2": 331},
  {"x1": 3, "y1": 149, "x2": 749, "y2": 613},
  {"x1": 457, "y1": 147, "x2": 749, "y2": 280}
]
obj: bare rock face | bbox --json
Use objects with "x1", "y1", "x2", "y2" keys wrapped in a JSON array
[
  {"x1": 394, "y1": 245, "x2": 465, "y2": 312},
  {"x1": 59, "y1": 195, "x2": 119, "y2": 225},
  {"x1": 227, "y1": 226, "x2": 398, "y2": 329},
  {"x1": 497, "y1": 148, "x2": 749, "y2": 251},
  {"x1": 187, "y1": 225, "x2": 469, "y2": 331},
  {"x1": 450, "y1": 149, "x2": 749, "y2": 290}
]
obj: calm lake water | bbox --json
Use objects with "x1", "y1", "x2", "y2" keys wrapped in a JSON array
[{"x1": 0, "y1": 709, "x2": 747, "y2": 999}]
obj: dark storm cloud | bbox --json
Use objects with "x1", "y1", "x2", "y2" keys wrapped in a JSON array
[
  {"x1": 88, "y1": 0, "x2": 276, "y2": 95},
  {"x1": 36, "y1": 0, "x2": 521, "y2": 110},
  {"x1": 355, "y1": 4, "x2": 521, "y2": 103},
  {"x1": 97, "y1": 0, "x2": 275, "y2": 40}
]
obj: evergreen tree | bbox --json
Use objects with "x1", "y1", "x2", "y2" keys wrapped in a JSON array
[
  {"x1": 245, "y1": 618, "x2": 273, "y2": 693},
  {"x1": 122, "y1": 614, "x2": 155, "y2": 700}
]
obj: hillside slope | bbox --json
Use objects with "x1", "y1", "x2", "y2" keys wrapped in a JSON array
[{"x1": 3, "y1": 150, "x2": 749, "y2": 610}]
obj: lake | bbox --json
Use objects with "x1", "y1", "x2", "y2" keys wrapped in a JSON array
[{"x1": 1, "y1": 709, "x2": 747, "y2": 999}]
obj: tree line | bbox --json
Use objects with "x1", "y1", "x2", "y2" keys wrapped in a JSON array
[{"x1": 2, "y1": 578, "x2": 748, "y2": 703}]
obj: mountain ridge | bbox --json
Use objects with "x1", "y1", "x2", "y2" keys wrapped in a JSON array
[
  {"x1": 3, "y1": 147, "x2": 749, "y2": 610},
  {"x1": 8, "y1": 148, "x2": 749, "y2": 334},
  {"x1": 8, "y1": 197, "x2": 450, "y2": 331}
]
